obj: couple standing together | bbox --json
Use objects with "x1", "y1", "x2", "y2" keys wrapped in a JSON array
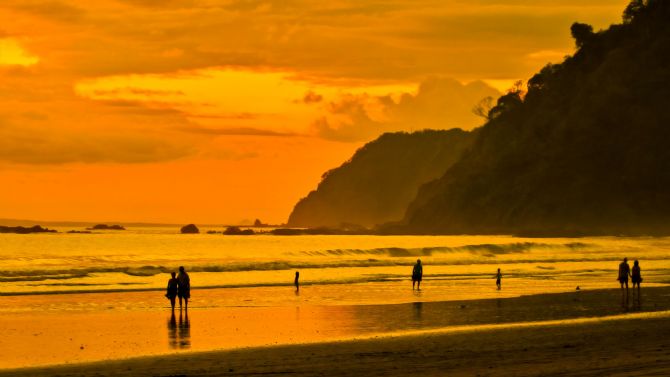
[
  {"x1": 618, "y1": 257, "x2": 642, "y2": 298},
  {"x1": 166, "y1": 266, "x2": 191, "y2": 311}
]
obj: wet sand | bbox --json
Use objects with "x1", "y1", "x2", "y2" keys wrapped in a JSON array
[
  {"x1": 0, "y1": 286, "x2": 666, "y2": 369},
  {"x1": 4, "y1": 309, "x2": 670, "y2": 376},
  {"x1": 1, "y1": 286, "x2": 669, "y2": 376}
]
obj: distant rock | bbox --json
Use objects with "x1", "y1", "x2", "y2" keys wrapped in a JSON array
[
  {"x1": 223, "y1": 226, "x2": 255, "y2": 235},
  {"x1": 67, "y1": 230, "x2": 92, "y2": 234},
  {"x1": 206, "y1": 230, "x2": 220, "y2": 234},
  {"x1": 0, "y1": 225, "x2": 57, "y2": 234},
  {"x1": 181, "y1": 224, "x2": 200, "y2": 234},
  {"x1": 270, "y1": 227, "x2": 370, "y2": 236},
  {"x1": 253, "y1": 219, "x2": 267, "y2": 227},
  {"x1": 87, "y1": 224, "x2": 125, "y2": 231}
]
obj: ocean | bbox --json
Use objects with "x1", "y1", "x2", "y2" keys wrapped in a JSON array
[{"x1": 1, "y1": 227, "x2": 669, "y2": 368}]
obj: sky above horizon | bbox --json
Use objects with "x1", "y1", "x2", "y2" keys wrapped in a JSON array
[{"x1": 0, "y1": 0, "x2": 630, "y2": 224}]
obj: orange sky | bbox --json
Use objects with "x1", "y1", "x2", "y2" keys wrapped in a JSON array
[{"x1": 0, "y1": 0, "x2": 630, "y2": 224}]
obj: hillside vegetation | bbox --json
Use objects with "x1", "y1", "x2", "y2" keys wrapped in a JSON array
[{"x1": 288, "y1": 129, "x2": 474, "y2": 228}]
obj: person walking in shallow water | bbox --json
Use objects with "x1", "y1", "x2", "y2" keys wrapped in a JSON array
[
  {"x1": 412, "y1": 259, "x2": 423, "y2": 290},
  {"x1": 294, "y1": 271, "x2": 300, "y2": 292},
  {"x1": 632, "y1": 260, "x2": 642, "y2": 301},
  {"x1": 496, "y1": 268, "x2": 502, "y2": 290},
  {"x1": 618, "y1": 258, "x2": 631, "y2": 291},
  {"x1": 177, "y1": 266, "x2": 190, "y2": 311},
  {"x1": 618, "y1": 257, "x2": 631, "y2": 305},
  {"x1": 166, "y1": 272, "x2": 179, "y2": 311}
]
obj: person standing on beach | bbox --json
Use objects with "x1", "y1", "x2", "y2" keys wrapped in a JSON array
[
  {"x1": 618, "y1": 257, "x2": 631, "y2": 296},
  {"x1": 632, "y1": 260, "x2": 642, "y2": 300},
  {"x1": 177, "y1": 266, "x2": 190, "y2": 311},
  {"x1": 412, "y1": 259, "x2": 423, "y2": 290},
  {"x1": 166, "y1": 272, "x2": 179, "y2": 311},
  {"x1": 294, "y1": 271, "x2": 300, "y2": 291},
  {"x1": 496, "y1": 268, "x2": 502, "y2": 290}
]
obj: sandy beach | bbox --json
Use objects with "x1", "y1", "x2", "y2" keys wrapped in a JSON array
[
  {"x1": 4, "y1": 309, "x2": 670, "y2": 377},
  {"x1": 3, "y1": 286, "x2": 670, "y2": 376}
]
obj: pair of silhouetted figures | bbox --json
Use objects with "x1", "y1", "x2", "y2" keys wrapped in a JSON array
[
  {"x1": 165, "y1": 266, "x2": 190, "y2": 311},
  {"x1": 619, "y1": 257, "x2": 643, "y2": 305}
]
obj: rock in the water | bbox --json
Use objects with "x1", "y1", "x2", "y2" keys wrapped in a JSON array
[
  {"x1": 87, "y1": 224, "x2": 125, "y2": 230},
  {"x1": 223, "y1": 226, "x2": 255, "y2": 235},
  {"x1": 181, "y1": 224, "x2": 200, "y2": 234},
  {"x1": 0, "y1": 225, "x2": 57, "y2": 234}
]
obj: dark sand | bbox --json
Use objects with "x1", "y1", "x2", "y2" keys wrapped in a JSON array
[{"x1": 3, "y1": 287, "x2": 670, "y2": 376}]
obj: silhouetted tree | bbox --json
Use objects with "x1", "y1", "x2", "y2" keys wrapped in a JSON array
[
  {"x1": 472, "y1": 96, "x2": 495, "y2": 120},
  {"x1": 570, "y1": 22, "x2": 594, "y2": 48}
]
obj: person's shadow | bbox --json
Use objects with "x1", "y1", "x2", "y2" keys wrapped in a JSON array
[{"x1": 167, "y1": 311, "x2": 191, "y2": 349}]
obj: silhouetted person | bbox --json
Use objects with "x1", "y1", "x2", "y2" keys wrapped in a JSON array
[
  {"x1": 177, "y1": 266, "x2": 190, "y2": 311},
  {"x1": 166, "y1": 272, "x2": 179, "y2": 311},
  {"x1": 618, "y1": 257, "x2": 631, "y2": 305},
  {"x1": 294, "y1": 271, "x2": 300, "y2": 291},
  {"x1": 496, "y1": 268, "x2": 502, "y2": 290},
  {"x1": 412, "y1": 259, "x2": 423, "y2": 290},
  {"x1": 632, "y1": 260, "x2": 642, "y2": 301}
]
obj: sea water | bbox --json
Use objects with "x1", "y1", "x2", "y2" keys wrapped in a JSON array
[
  {"x1": 2, "y1": 228, "x2": 670, "y2": 368},
  {"x1": 2, "y1": 227, "x2": 669, "y2": 307}
]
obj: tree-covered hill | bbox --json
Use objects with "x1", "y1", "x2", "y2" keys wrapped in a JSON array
[
  {"x1": 399, "y1": 0, "x2": 670, "y2": 235},
  {"x1": 287, "y1": 129, "x2": 474, "y2": 228}
]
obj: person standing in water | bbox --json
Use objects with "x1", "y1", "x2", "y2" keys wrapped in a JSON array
[
  {"x1": 496, "y1": 268, "x2": 502, "y2": 290},
  {"x1": 294, "y1": 271, "x2": 300, "y2": 291},
  {"x1": 166, "y1": 272, "x2": 179, "y2": 311},
  {"x1": 631, "y1": 260, "x2": 642, "y2": 300},
  {"x1": 412, "y1": 259, "x2": 423, "y2": 290},
  {"x1": 618, "y1": 258, "x2": 631, "y2": 293},
  {"x1": 177, "y1": 266, "x2": 190, "y2": 311}
]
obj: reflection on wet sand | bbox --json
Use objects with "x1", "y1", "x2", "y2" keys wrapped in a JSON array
[
  {"x1": 413, "y1": 302, "x2": 422, "y2": 321},
  {"x1": 168, "y1": 311, "x2": 190, "y2": 350}
]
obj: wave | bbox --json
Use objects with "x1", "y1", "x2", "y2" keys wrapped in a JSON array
[
  {"x1": 2, "y1": 266, "x2": 647, "y2": 297},
  {"x1": 296, "y1": 242, "x2": 592, "y2": 258}
]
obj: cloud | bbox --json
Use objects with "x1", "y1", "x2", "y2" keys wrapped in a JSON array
[
  {"x1": 0, "y1": 38, "x2": 39, "y2": 66},
  {"x1": 8, "y1": 0, "x2": 85, "y2": 22},
  {"x1": 0, "y1": 0, "x2": 626, "y2": 81},
  {"x1": 0, "y1": 118, "x2": 194, "y2": 165},
  {"x1": 312, "y1": 77, "x2": 500, "y2": 142},
  {"x1": 301, "y1": 91, "x2": 323, "y2": 104},
  {"x1": 176, "y1": 126, "x2": 297, "y2": 137}
]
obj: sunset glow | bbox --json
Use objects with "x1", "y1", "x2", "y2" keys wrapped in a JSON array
[{"x1": 0, "y1": 0, "x2": 629, "y2": 224}]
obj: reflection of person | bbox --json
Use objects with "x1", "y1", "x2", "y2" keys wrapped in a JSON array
[
  {"x1": 167, "y1": 311, "x2": 178, "y2": 349},
  {"x1": 496, "y1": 268, "x2": 502, "y2": 290},
  {"x1": 167, "y1": 310, "x2": 191, "y2": 350},
  {"x1": 294, "y1": 271, "x2": 300, "y2": 291},
  {"x1": 177, "y1": 266, "x2": 190, "y2": 311},
  {"x1": 632, "y1": 260, "x2": 642, "y2": 298},
  {"x1": 412, "y1": 259, "x2": 423, "y2": 290},
  {"x1": 166, "y1": 272, "x2": 179, "y2": 311},
  {"x1": 178, "y1": 310, "x2": 191, "y2": 349}
]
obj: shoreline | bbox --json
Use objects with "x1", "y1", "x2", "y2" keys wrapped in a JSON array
[
  {"x1": 1, "y1": 286, "x2": 669, "y2": 372},
  {"x1": 5, "y1": 308, "x2": 670, "y2": 376}
]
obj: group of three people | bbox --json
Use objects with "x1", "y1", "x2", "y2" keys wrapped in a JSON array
[{"x1": 166, "y1": 266, "x2": 190, "y2": 311}]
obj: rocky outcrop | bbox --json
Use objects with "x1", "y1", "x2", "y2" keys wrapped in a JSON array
[{"x1": 180, "y1": 224, "x2": 200, "y2": 234}]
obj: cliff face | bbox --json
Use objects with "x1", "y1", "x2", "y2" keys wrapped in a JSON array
[
  {"x1": 401, "y1": 1, "x2": 670, "y2": 235},
  {"x1": 287, "y1": 129, "x2": 475, "y2": 228}
]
